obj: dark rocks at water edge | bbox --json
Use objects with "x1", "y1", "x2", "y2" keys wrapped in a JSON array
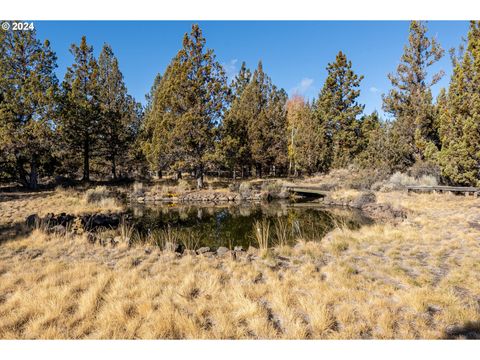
[
  {"x1": 132, "y1": 190, "x2": 276, "y2": 203},
  {"x1": 25, "y1": 212, "x2": 129, "y2": 232},
  {"x1": 322, "y1": 191, "x2": 406, "y2": 222}
]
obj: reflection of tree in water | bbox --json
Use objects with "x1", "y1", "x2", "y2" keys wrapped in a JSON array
[{"x1": 128, "y1": 202, "x2": 371, "y2": 248}]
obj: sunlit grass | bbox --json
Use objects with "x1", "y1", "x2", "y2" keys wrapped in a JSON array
[{"x1": 0, "y1": 191, "x2": 479, "y2": 339}]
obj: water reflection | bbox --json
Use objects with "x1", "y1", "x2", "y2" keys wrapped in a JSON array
[{"x1": 128, "y1": 201, "x2": 372, "y2": 249}]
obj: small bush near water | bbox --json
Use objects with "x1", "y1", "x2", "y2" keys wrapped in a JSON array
[
  {"x1": 372, "y1": 172, "x2": 438, "y2": 192},
  {"x1": 83, "y1": 186, "x2": 113, "y2": 204}
]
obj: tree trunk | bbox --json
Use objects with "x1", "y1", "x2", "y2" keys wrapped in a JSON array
[
  {"x1": 83, "y1": 139, "x2": 90, "y2": 182},
  {"x1": 175, "y1": 170, "x2": 182, "y2": 180},
  {"x1": 256, "y1": 164, "x2": 262, "y2": 178},
  {"x1": 233, "y1": 169, "x2": 236, "y2": 180},
  {"x1": 196, "y1": 165, "x2": 204, "y2": 189},
  {"x1": 157, "y1": 170, "x2": 162, "y2": 179},
  {"x1": 111, "y1": 155, "x2": 117, "y2": 181},
  {"x1": 28, "y1": 158, "x2": 38, "y2": 190}
]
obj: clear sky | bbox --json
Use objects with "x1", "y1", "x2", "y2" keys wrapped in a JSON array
[{"x1": 33, "y1": 21, "x2": 470, "y2": 117}]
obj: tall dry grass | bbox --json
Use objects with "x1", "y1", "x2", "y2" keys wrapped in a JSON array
[
  {"x1": 253, "y1": 219, "x2": 270, "y2": 256},
  {"x1": 0, "y1": 191, "x2": 479, "y2": 339}
]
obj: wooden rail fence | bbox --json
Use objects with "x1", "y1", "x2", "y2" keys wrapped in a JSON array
[{"x1": 406, "y1": 185, "x2": 479, "y2": 197}]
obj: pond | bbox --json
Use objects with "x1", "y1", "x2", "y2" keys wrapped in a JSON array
[{"x1": 127, "y1": 201, "x2": 373, "y2": 249}]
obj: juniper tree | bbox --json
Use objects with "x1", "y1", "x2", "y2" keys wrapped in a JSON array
[
  {"x1": 438, "y1": 21, "x2": 480, "y2": 186},
  {"x1": 141, "y1": 24, "x2": 229, "y2": 188},
  {"x1": 144, "y1": 73, "x2": 161, "y2": 116},
  {"x1": 237, "y1": 61, "x2": 288, "y2": 177},
  {"x1": 0, "y1": 29, "x2": 58, "y2": 188},
  {"x1": 216, "y1": 62, "x2": 252, "y2": 178},
  {"x1": 314, "y1": 51, "x2": 364, "y2": 169},
  {"x1": 357, "y1": 111, "x2": 381, "y2": 155},
  {"x1": 383, "y1": 21, "x2": 444, "y2": 169},
  {"x1": 286, "y1": 97, "x2": 327, "y2": 175},
  {"x1": 58, "y1": 36, "x2": 101, "y2": 182}
]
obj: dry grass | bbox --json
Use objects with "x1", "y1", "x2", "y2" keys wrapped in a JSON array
[
  {"x1": 0, "y1": 187, "x2": 123, "y2": 229},
  {"x1": 328, "y1": 189, "x2": 362, "y2": 203},
  {"x1": 0, "y1": 191, "x2": 480, "y2": 339}
]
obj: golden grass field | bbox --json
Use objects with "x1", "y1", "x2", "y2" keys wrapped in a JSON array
[{"x1": 0, "y1": 189, "x2": 479, "y2": 339}]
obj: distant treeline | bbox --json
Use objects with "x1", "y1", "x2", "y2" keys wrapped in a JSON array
[{"x1": 1, "y1": 21, "x2": 479, "y2": 189}]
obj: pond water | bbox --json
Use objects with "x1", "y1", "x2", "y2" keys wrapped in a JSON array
[{"x1": 127, "y1": 201, "x2": 372, "y2": 249}]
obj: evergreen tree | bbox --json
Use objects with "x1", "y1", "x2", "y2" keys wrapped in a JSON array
[
  {"x1": 0, "y1": 29, "x2": 58, "y2": 188},
  {"x1": 383, "y1": 21, "x2": 444, "y2": 169},
  {"x1": 438, "y1": 21, "x2": 480, "y2": 186},
  {"x1": 357, "y1": 111, "x2": 381, "y2": 155},
  {"x1": 286, "y1": 95, "x2": 303, "y2": 176},
  {"x1": 241, "y1": 61, "x2": 288, "y2": 177},
  {"x1": 286, "y1": 97, "x2": 328, "y2": 175},
  {"x1": 142, "y1": 24, "x2": 229, "y2": 188},
  {"x1": 315, "y1": 51, "x2": 364, "y2": 169},
  {"x1": 59, "y1": 36, "x2": 100, "y2": 182},
  {"x1": 144, "y1": 73, "x2": 162, "y2": 116},
  {"x1": 216, "y1": 62, "x2": 252, "y2": 178},
  {"x1": 97, "y1": 43, "x2": 138, "y2": 180}
]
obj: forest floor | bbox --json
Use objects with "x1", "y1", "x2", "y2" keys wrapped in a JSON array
[{"x1": 0, "y1": 184, "x2": 479, "y2": 339}]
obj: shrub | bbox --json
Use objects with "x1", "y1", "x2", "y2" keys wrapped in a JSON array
[
  {"x1": 132, "y1": 182, "x2": 145, "y2": 196},
  {"x1": 351, "y1": 191, "x2": 376, "y2": 208},
  {"x1": 228, "y1": 182, "x2": 240, "y2": 192},
  {"x1": 239, "y1": 181, "x2": 252, "y2": 197},
  {"x1": 177, "y1": 179, "x2": 193, "y2": 192},
  {"x1": 408, "y1": 160, "x2": 441, "y2": 181},
  {"x1": 379, "y1": 172, "x2": 438, "y2": 192},
  {"x1": 83, "y1": 186, "x2": 112, "y2": 204}
]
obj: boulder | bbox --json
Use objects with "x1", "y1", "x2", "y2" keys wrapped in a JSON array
[
  {"x1": 25, "y1": 214, "x2": 40, "y2": 228},
  {"x1": 49, "y1": 224, "x2": 66, "y2": 235},
  {"x1": 196, "y1": 246, "x2": 211, "y2": 254},
  {"x1": 216, "y1": 246, "x2": 230, "y2": 256},
  {"x1": 174, "y1": 243, "x2": 185, "y2": 254},
  {"x1": 201, "y1": 251, "x2": 215, "y2": 258},
  {"x1": 82, "y1": 213, "x2": 120, "y2": 231},
  {"x1": 234, "y1": 246, "x2": 244, "y2": 252}
]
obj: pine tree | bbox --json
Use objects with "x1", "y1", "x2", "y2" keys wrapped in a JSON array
[
  {"x1": 60, "y1": 36, "x2": 101, "y2": 181},
  {"x1": 383, "y1": 21, "x2": 444, "y2": 169},
  {"x1": 216, "y1": 62, "x2": 252, "y2": 178},
  {"x1": 0, "y1": 29, "x2": 58, "y2": 188},
  {"x1": 59, "y1": 36, "x2": 100, "y2": 182},
  {"x1": 315, "y1": 51, "x2": 364, "y2": 169},
  {"x1": 141, "y1": 24, "x2": 229, "y2": 188},
  {"x1": 97, "y1": 43, "x2": 138, "y2": 180},
  {"x1": 438, "y1": 21, "x2": 480, "y2": 186}
]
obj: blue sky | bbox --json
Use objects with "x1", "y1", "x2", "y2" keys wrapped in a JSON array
[{"x1": 33, "y1": 21, "x2": 470, "y2": 117}]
